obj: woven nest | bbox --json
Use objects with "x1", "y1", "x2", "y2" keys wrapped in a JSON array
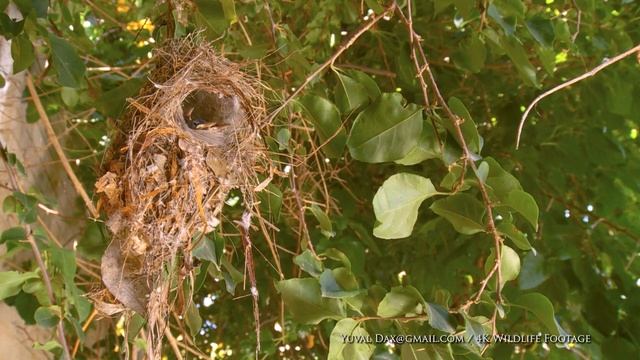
[{"x1": 94, "y1": 35, "x2": 269, "y2": 353}]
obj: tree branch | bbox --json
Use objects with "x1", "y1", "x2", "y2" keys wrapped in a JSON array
[
  {"x1": 517, "y1": 43, "x2": 640, "y2": 148},
  {"x1": 265, "y1": 3, "x2": 395, "y2": 124},
  {"x1": 25, "y1": 74, "x2": 99, "y2": 218}
]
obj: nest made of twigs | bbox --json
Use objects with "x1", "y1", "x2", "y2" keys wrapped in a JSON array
[{"x1": 94, "y1": 34, "x2": 269, "y2": 355}]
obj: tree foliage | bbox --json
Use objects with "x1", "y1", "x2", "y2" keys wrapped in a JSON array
[{"x1": 1, "y1": 0, "x2": 639, "y2": 359}]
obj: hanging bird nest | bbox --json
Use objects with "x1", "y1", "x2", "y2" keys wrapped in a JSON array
[{"x1": 94, "y1": 34, "x2": 270, "y2": 355}]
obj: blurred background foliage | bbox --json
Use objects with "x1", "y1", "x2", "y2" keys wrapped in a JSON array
[{"x1": 1, "y1": 0, "x2": 640, "y2": 359}]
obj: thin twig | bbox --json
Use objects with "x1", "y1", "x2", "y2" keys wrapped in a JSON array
[
  {"x1": 398, "y1": 5, "x2": 504, "y2": 305},
  {"x1": 516, "y1": 43, "x2": 640, "y2": 148},
  {"x1": 265, "y1": 3, "x2": 395, "y2": 123},
  {"x1": 404, "y1": 0, "x2": 443, "y2": 148},
  {"x1": 164, "y1": 328, "x2": 184, "y2": 360},
  {"x1": 25, "y1": 74, "x2": 99, "y2": 218}
]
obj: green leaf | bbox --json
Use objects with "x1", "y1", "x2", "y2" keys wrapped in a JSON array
[
  {"x1": 309, "y1": 204, "x2": 335, "y2": 238},
  {"x1": 0, "y1": 14, "x2": 24, "y2": 39},
  {"x1": 257, "y1": 183, "x2": 282, "y2": 220},
  {"x1": 347, "y1": 93, "x2": 423, "y2": 163},
  {"x1": 220, "y1": 257, "x2": 242, "y2": 295},
  {"x1": 192, "y1": 236, "x2": 218, "y2": 264},
  {"x1": 328, "y1": 318, "x2": 375, "y2": 360},
  {"x1": 294, "y1": 250, "x2": 324, "y2": 277},
  {"x1": 276, "y1": 128, "x2": 291, "y2": 150},
  {"x1": 519, "y1": 252, "x2": 548, "y2": 290},
  {"x1": 276, "y1": 278, "x2": 346, "y2": 324},
  {"x1": 319, "y1": 268, "x2": 361, "y2": 298},
  {"x1": 500, "y1": 35, "x2": 539, "y2": 88},
  {"x1": 426, "y1": 303, "x2": 455, "y2": 334},
  {"x1": 194, "y1": 0, "x2": 229, "y2": 34},
  {"x1": 11, "y1": 33, "x2": 34, "y2": 73},
  {"x1": 484, "y1": 157, "x2": 522, "y2": 201},
  {"x1": 185, "y1": 301, "x2": 202, "y2": 338},
  {"x1": 1, "y1": 226, "x2": 26, "y2": 243},
  {"x1": 395, "y1": 122, "x2": 440, "y2": 165},
  {"x1": 34, "y1": 306, "x2": 61, "y2": 328},
  {"x1": 493, "y1": 0, "x2": 525, "y2": 19},
  {"x1": 496, "y1": 221, "x2": 532, "y2": 250},
  {"x1": 453, "y1": 34, "x2": 486, "y2": 73},
  {"x1": 33, "y1": 340, "x2": 62, "y2": 352},
  {"x1": 0, "y1": 271, "x2": 39, "y2": 300},
  {"x1": 485, "y1": 245, "x2": 520, "y2": 289},
  {"x1": 334, "y1": 70, "x2": 369, "y2": 113},
  {"x1": 373, "y1": 173, "x2": 440, "y2": 239},
  {"x1": 430, "y1": 194, "x2": 486, "y2": 235},
  {"x1": 512, "y1": 292, "x2": 560, "y2": 335},
  {"x1": 504, "y1": 189, "x2": 538, "y2": 229},
  {"x1": 96, "y1": 77, "x2": 144, "y2": 117},
  {"x1": 446, "y1": 97, "x2": 481, "y2": 153},
  {"x1": 377, "y1": 286, "x2": 425, "y2": 318},
  {"x1": 31, "y1": 0, "x2": 48, "y2": 18},
  {"x1": 300, "y1": 95, "x2": 347, "y2": 158},
  {"x1": 220, "y1": 0, "x2": 237, "y2": 24},
  {"x1": 48, "y1": 34, "x2": 86, "y2": 88},
  {"x1": 526, "y1": 15, "x2": 555, "y2": 48},
  {"x1": 487, "y1": 4, "x2": 515, "y2": 35},
  {"x1": 347, "y1": 70, "x2": 381, "y2": 99},
  {"x1": 60, "y1": 87, "x2": 79, "y2": 108},
  {"x1": 464, "y1": 315, "x2": 488, "y2": 350}
]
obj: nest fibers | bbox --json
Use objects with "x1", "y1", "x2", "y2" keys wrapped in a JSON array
[{"x1": 95, "y1": 35, "x2": 269, "y2": 355}]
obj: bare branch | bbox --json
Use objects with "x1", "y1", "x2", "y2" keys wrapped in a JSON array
[
  {"x1": 25, "y1": 74, "x2": 99, "y2": 218},
  {"x1": 265, "y1": 3, "x2": 396, "y2": 123},
  {"x1": 517, "y1": 43, "x2": 640, "y2": 148}
]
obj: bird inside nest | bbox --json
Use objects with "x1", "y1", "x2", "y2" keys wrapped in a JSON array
[{"x1": 182, "y1": 90, "x2": 242, "y2": 130}]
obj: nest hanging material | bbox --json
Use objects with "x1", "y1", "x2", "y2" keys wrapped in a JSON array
[{"x1": 95, "y1": 35, "x2": 268, "y2": 354}]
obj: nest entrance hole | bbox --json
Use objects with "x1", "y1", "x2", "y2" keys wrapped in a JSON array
[{"x1": 181, "y1": 90, "x2": 242, "y2": 130}]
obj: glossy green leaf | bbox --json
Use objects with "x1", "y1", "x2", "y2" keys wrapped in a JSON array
[
  {"x1": 96, "y1": 78, "x2": 144, "y2": 117},
  {"x1": 519, "y1": 252, "x2": 548, "y2": 290},
  {"x1": 430, "y1": 193, "x2": 486, "y2": 235},
  {"x1": 276, "y1": 278, "x2": 346, "y2": 324},
  {"x1": 484, "y1": 157, "x2": 522, "y2": 201},
  {"x1": 512, "y1": 292, "x2": 560, "y2": 335},
  {"x1": 504, "y1": 189, "x2": 539, "y2": 229},
  {"x1": 377, "y1": 286, "x2": 425, "y2": 318},
  {"x1": 373, "y1": 173, "x2": 440, "y2": 239},
  {"x1": 192, "y1": 236, "x2": 218, "y2": 264},
  {"x1": 300, "y1": 95, "x2": 347, "y2": 158},
  {"x1": 220, "y1": 0, "x2": 237, "y2": 24},
  {"x1": 34, "y1": 306, "x2": 61, "y2": 328},
  {"x1": 48, "y1": 34, "x2": 86, "y2": 88},
  {"x1": 0, "y1": 271, "x2": 39, "y2": 300},
  {"x1": 309, "y1": 204, "x2": 335, "y2": 238},
  {"x1": 426, "y1": 303, "x2": 455, "y2": 334},
  {"x1": 328, "y1": 318, "x2": 374, "y2": 360},
  {"x1": 347, "y1": 93, "x2": 423, "y2": 163},
  {"x1": 347, "y1": 70, "x2": 381, "y2": 99},
  {"x1": 11, "y1": 33, "x2": 34, "y2": 73},
  {"x1": 334, "y1": 70, "x2": 369, "y2": 113},
  {"x1": 446, "y1": 97, "x2": 481, "y2": 153},
  {"x1": 194, "y1": 0, "x2": 229, "y2": 34},
  {"x1": 185, "y1": 301, "x2": 202, "y2": 338},
  {"x1": 500, "y1": 35, "x2": 539, "y2": 88},
  {"x1": 1, "y1": 226, "x2": 26, "y2": 243},
  {"x1": 453, "y1": 34, "x2": 486, "y2": 73},
  {"x1": 294, "y1": 250, "x2": 324, "y2": 277},
  {"x1": 485, "y1": 245, "x2": 521, "y2": 289},
  {"x1": 319, "y1": 268, "x2": 361, "y2": 298},
  {"x1": 496, "y1": 221, "x2": 532, "y2": 250},
  {"x1": 526, "y1": 15, "x2": 555, "y2": 47},
  {"x1": 395, "y1": 122, "x2": 440, "y2": 165}
]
